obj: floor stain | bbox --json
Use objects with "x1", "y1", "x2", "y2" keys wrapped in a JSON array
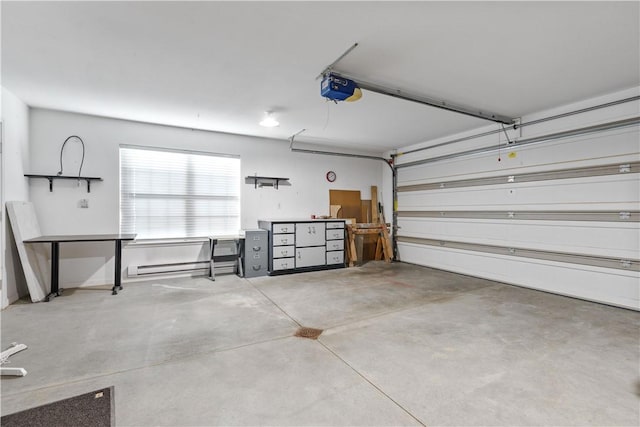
[{"x1": 294, "y1": 327, "x2": 323, "y2": 340}]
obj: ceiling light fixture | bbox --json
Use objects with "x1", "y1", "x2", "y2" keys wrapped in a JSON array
[{"x1": 259, "y1": 111, "x2": 279, "y2": 128}]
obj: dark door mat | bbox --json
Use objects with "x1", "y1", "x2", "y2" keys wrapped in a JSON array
[
  {"x1": 294, "y1": 327, "x2": 323, "y2": 339},
  {"x1": 1, "y1": 386, "x2": 114, "y2": 427}
]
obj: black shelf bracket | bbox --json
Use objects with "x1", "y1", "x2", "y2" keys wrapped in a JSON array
[
  {"x1": 245, "y1": 175, "x2": 290, "y2": 189},
  {"x1": 25, "y1": 174, "x2": 103, "y2": 193}
]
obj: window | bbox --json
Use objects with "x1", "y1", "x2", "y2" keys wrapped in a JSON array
[{"x1": 120, "y1": 146, "x2": 240, "y2": 239}]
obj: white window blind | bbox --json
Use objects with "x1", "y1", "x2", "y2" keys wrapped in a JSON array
[{"x1": 120, "y1": 146, "x2": 240, "y2": 239}]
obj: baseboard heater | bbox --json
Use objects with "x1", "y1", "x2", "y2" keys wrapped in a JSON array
[
  {"x1": 127, "y1": 261, "x2": 209, "y2": 277},
  {"x1": 128, "y1": 259, "x2": 240, "y2": 278}
]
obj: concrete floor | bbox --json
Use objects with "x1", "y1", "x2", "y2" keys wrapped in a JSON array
[{"x1": 1, "y1": 261, "x2": 638, "y2": 426}]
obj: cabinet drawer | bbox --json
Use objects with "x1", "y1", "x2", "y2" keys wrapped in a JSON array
[
  {"x1": 245, "y1": 262, "x2": 267, "y2": 278},
  {"x1": 273, "y1": 223, "x2": 294, "y2": 234},
  {"x1": 326, "y1": 229, "x2": 344, "y2": 240},
  {"x1": 248, "y1": 252, "x2": 265, "y2": 261},
  {"x1": 326, "y1": 221, "x2": 345, "y2": 229},
  {"x1": 273, "y1": 245, "x2": 295, "y2": 258},
  {"x1": 327, "y1": 250, "x2": 344, "y2": 265},
  {"x1": 326, "y1": 239, "x2": 344, "y2": 251},
  {"x1": 296, "y1": 246, "x2": 326, "y2": 268},
  {"x1": 296, "y1": 222, "x2": 326, "y2": 247},
  {"x1": 247, "y1": 242, "x2": 266, "y2": 253},
  {"x1": 273, "y1": 257, "x2": 295, "y2": 271},
  {"x1": 272, "y1": 234, "x2": 294, "y2": 246},
  {"x1": 245, "y1": 231, "x2": 267, "y2": 246}
]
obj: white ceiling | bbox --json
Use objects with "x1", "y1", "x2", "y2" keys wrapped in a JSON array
[{"x1": 2, "y1": 1, "x2": 639, "y2": 153}]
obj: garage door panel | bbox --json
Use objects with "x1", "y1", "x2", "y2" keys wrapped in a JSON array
[
  {"x1": 398, "y1": 243, "x2": 639, "y2": 310},
  {"x1": 398, "y1": 175, "x2": 639, "y2": 209},
  {"x1": 398, "y1": 218, "x2": 639, "y2": 259},
  {"x1": 398, "y1": 128, "x2": 639, "y2": 184},
  {"x1": 396, "y1": 103, "x2": 639, "y2": 310}
]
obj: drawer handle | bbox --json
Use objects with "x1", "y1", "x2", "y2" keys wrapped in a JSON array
[
  {"x1": 297, "y1": 251, "x2": 301, "y2": 259},
  {"x1": 281, "y1": 250, "x2": 287, "y2": 256},
  {"x1": 281, "y1": 239, "x2": 288, "y2": 244},
  {"x1": 252, "y1": 265, "x2": 261, "y2": 271},
  {"x1": 281, "y1": 227, "x2": 288, "y2": 232},
  {"x1": 252, "y1": 246, "x2": 261, "y2": 251}
]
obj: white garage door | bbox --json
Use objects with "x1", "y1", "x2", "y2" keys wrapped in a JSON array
[{"x1": 395, "y1": 94, "x2": 639, "y2": 310}]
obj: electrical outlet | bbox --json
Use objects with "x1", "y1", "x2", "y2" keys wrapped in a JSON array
[{"x1": 78, "y1": 199, "x2": 89, "y2": 208}]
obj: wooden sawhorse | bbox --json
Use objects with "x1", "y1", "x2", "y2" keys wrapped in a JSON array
[{"x1": 346, "y1": 223, "x2": 392, "y2": 266}]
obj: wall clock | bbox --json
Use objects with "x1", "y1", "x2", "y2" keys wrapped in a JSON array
[{"x1": 326, "y1": 171, "x2": 337, "y2": 182}]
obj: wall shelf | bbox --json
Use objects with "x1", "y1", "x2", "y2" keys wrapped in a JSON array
[
  {"x1": 25, "y1": 174, "x2": 103, "y2": 193},
  {"x1": 245, "y1": 175, "x2": 289, "y2": 189}
]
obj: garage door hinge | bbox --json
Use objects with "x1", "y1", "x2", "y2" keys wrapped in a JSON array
[
  {"x1": 619, "y1": 164, "x2": 631, "y2": 173},
  {"x1": 507, "y1": 176, "x2": 515, "y2": 183},
  {"x1": 619, "y1": 212, "x2": 631, "y2": 220}
]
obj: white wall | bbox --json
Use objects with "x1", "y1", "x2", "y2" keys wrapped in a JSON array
[
  {"x1": 1, "y1": 87, "x2": 31, "y2": 308},
  {"x1": 28, "y1": 109, "x2": 385, "y2": 286},
  {"x1": 395, "y1": 87, "x2": 640, "y2": 309}
]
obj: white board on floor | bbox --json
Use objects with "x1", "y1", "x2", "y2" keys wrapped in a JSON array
[{"x1": 6, "y1": 201, "x2": 49, "y2": 302}]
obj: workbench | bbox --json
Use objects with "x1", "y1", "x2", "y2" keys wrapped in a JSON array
[{"x1": 23, "y1": 233, "x2": 136, "y2": 300}]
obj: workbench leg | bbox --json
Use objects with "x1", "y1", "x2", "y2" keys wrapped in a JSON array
[
  {"x1": 208, "y1": 238, "x2": 216, "y2": 281},
  {"x1": 236, "y1": 238, "x2": 244, "y2": 277},
  {"x1": 355, "y1": 235, "x2": 364, "y2": 266},
  {"x1": 347, "y1": 227, "x2": 357, "y2": 267},
  {"x1": 381, "y1": 227, "x2": 392, "y2": 263},
  {"x1": 112, "y1": 240, "x2": 123, "y2": 295},
  {"x1": 45, "y1": 242, "x2": 62, "y2": 302},
  {"x1": 375, "y1": 236, "x2": 383, "y2": 260}
]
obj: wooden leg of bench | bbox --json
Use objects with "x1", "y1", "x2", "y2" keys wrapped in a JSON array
[
  {"x1": 381, "y1": 227, "x2": 392, "y2": 263},
  {"x1": 375, "y1": 236, "x2": 383, "y2": 260},
  {"x1": 347, "y1": 227, "x2": 358, "y2": 267}
]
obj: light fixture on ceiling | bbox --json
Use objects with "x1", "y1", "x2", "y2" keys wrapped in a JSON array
[{"x1": 259, "y1": 111, "x2": 279, "y2": 128}]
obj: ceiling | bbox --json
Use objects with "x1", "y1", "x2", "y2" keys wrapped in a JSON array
[{"x1": 2, "y1": 1, "x2": 639, "y2": 153}]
